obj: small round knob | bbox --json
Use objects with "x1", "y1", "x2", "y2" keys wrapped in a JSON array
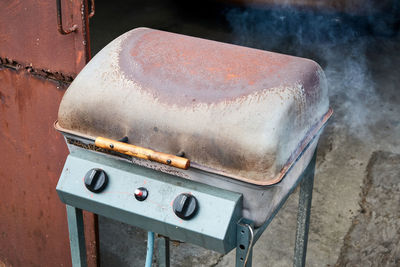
[
  {"x1": 134, "y1": 187, "x2": 148, "y2": 201},
  {"x1": 84, "y1": 168, "x2": 108, "y2": 193},
  {"x1": 173, "y1": 193, "x2": 199, "y2": 220}
]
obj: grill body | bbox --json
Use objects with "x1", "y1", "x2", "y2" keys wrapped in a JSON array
[
  {"x1": 57, "y1": 28, "x2": 330, "y2": 186},
  {"x1": 56, "y1": 28, "x2": 331, "y2": 227}
]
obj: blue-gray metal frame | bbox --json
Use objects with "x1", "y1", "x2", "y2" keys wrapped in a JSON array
[
  {"x1": 156, "y1": 236, "x2": 170, "y2": 267},
  {"x1": 236, "y1": 219, "x2": 255, "y2": 267},
  {"x1": 66, "y1": 205, "x2": 87, "y2": 267},
  {"x1": 293, "y1": 154, "x2": 315, "y2": 267},
  {"x1": 234, "y1": 150, "x2": 316, "y2": 267},
  {"x1": 64, "y1": 150, "x2": 316, "y2": 267}
]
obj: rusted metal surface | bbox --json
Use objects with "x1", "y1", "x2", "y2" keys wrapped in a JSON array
[
  {"x1": 56, "y1": 0, "x2": 78, "y2": 35},
  {"x1": 0, "y1": 0, "x2": 97, "y2": 265},
  {"x1": 0, "y1": 68, "x2": 98, "y2": 267},
  {"x1": 0, "y1": 0, "x2": 90, "y2": 75},
  {"x1": 121, "y1": 29, "x2": 318, "y2": 105},
  {"x1": 0, "y1": 57, "x2": 74, "y2": 84},
  {"x1": 88, "y1": 0, "x2": 95, "y2": 18},
  {"x1": 58, "y1": 28, "x2": 330, "y2": 185}
]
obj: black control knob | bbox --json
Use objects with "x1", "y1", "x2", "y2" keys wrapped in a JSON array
[
  {"x1": 173, "y1": 193, "x2": 199, "y2": 220},
  {"x1": 84, "y1": 168, "x2": 108, "y2": 193}
]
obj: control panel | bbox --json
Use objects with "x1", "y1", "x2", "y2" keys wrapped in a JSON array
[{"x1": 57, "y1": 149, "x2": 242, "y2": 253}]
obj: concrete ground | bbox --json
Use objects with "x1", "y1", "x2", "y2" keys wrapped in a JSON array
[{"x1": 90, "y1": 1, "x2": 400, "y2": 266}]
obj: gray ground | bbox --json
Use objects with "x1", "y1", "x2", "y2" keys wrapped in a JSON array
[{"x1": 91, "y1": 1, "x2": 400, "y2": 266}]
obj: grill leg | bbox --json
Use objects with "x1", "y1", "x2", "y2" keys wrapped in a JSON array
[
  {"x1": 66, "y1": 205, "x2": 87, "y2": 267},
  {"x1": 156, "y1": 235, "x2": 170, "y2": 267},
  {"x1": 293, "y1": 151, "x2": 316, "y2": 267},
  {"x1": 236, "y1": 220, "x2": 254, "y2": 267}
]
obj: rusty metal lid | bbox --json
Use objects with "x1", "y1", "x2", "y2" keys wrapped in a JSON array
[{"x1": 58, "y1": 28, "x2": 331, "y2": 185}]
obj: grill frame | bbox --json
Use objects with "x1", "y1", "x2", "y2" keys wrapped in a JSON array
[{"x1": 55, "y1": 115, "x2": 327, "y2": 227}]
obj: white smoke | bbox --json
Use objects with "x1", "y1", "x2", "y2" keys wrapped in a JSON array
[{"x1": 224, "y1": 5, "x2": 396, "y2": 140}]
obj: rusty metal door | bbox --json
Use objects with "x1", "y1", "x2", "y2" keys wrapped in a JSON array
[{"x1": 0, "y1": 1, "x2": 97, "y2": 266}]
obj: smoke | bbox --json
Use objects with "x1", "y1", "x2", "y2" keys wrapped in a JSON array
[{"x1": 224, "y1": 5, "x2": 397, "y2": 140}]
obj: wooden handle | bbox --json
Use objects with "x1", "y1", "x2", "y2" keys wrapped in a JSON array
[{"x1": 95, "y1": 137, "x2": 190, "y2": 170}]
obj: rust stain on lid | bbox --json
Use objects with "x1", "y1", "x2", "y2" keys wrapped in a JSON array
[{"x1": 119, "y1": 28, "x2": 319, "y2": 106}]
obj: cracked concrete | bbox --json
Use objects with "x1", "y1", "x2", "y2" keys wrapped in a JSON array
[
  {"x1": 91, "y1": 1, "x2": 400, "y2": 266},
  {"x1": 335, "y1": 151, "x2": 400, "y2": 266}
]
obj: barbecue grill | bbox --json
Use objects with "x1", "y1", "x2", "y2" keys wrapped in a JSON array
[{"x1": 55, "y1": 28, "x2": 332, "y2": 266}]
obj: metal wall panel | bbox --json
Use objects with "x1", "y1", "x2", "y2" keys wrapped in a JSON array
[
  {"x1": 0, "y1": 0, "x2": 97, "y2": 265},
  {"x1": 0, "y1": 64, "x2": 96, "y2": 266},
  {"x1": 0, "y1": 0, "x2": 90, "y2": 75}
]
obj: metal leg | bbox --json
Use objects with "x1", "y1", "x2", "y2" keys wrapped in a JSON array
[
  {"x1": 236, "y1": 220, "x2": 254, "y2": 267},
  {"x1": 66, "y1": 205, "x2": 87, "y2": 267},
  {"x1": 156, "y1": 235, "x2": 170, "y2": 267},
  {"x1": 293, "y1": 152, "x2": 316, "y2": 267}
]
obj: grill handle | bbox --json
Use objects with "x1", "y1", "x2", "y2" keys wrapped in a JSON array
[{"x1": 95, "y1": 137, "x2": 190, "y2": 170}]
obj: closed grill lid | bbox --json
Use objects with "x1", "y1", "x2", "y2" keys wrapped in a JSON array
[{"x1": 57, "y1": 27, "x2": 331, "y2": 185}]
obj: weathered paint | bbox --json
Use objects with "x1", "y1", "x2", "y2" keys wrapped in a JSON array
[
  {"x1": 58, "y1": 28, "x2": 330, "y2": 185},
  {"x1": 0, "y1": 0, "x2": 98, "y2": 265},
  {"x1": 56, "y1": 0, "x2": 79, "y2": 35},
  {"x1": 0, "y1": 0, "x2": 90, "y2": 75},
  {"x1": 0, "y1": 68, "x2": 98, "y2": 267},
  {"x1": 121, "y1": 29, "x2": 312, "y2": 106},
  {"x1": 0, "y1": 57, "x2": 74, "y2": 84}
]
